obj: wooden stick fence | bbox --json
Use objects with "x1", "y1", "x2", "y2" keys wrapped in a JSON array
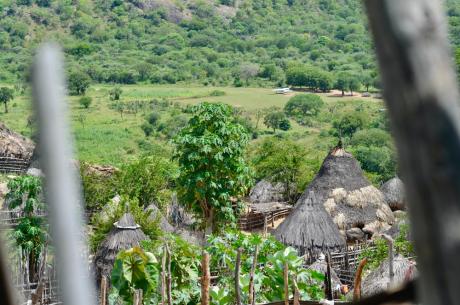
[
  {"x1": 0, "y1": 157, "x2": 30, "y2": 174},
  {"x1": 238, "y1": 207, "x2": 292, "y2": 230}
]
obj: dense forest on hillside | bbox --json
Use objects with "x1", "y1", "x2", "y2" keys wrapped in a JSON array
[{"x1": 1, "y1": 0, "x2": 460, "y2": 87}]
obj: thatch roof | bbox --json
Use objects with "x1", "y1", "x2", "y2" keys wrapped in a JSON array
[
  {"x1": 297, "y1": 147, "x2": 394, "y2": 238},
  {"x1": 146, "y1": 204, "x2": 175, "y2": 233},
  {"x1": 248, "y1": 179, "x2": 289, "y2": 204},
  {"x1": 380, "y1": 177, "x2": 406, "y2": 211},
  {"x1": 274, "y1": 191, "x2": 346, "y2": 252},
  {"x1": 0, "y1": 123, "x2": 35, "y2": 160},
  {"x1": 361, "y1": 255, "x2": 417, "y2": 297},
  {"x1": 94, "y1": 213, "x2": 148, "y2": 283}
]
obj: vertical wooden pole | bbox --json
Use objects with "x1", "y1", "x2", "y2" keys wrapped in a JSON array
[
  {"x1": 100, "y1": 276, "x2": 107, "y2": 305},
  {"x1": 201, "y1": 251, "x2": 210, "y2": 305},
  {"x1": 161, "y1": 246, "x2": 166, "y2": 305},
  {"x1": 133, "y1": 289, "x2": 142, "y2": 305},
  {"x1": 166, "y1": 244, "x2": 172, "y2": 305},
  {"x1": 382, "y1": 234, "x2": 394, "y2": 289},
  {"x1": 263, "y1": 216, "x2": 267, "y2": 237},
  {"x1": 364, "y1": 1, "x2": 460, "y2": 305},
  {"x1": 326, "y1": 253, "x2": 333, "y2": 301},
  {"x1": 248, "y1": 245, "x2": 259, "y2": 305},
  {"x1": 284, "y1": 262, "x2": 289, "y2": 305},
  {"x1": 292, "y1": 277, "x2": 300, "y2": 305},
  {"x1": 235, "y1": 248, "x2": 243, "y2": 305},
  {"x1": 271, "y1": 212, "x2": 275, "y2": 227}
]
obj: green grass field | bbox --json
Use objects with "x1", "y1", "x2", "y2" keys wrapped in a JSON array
[{"x1": 0, "y1": 84, "x2": 384, "y2": 166}]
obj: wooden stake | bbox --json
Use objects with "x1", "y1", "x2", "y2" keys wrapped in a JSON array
[
  {"x1": 201, "y1": 251, "x2": 210, "y2": 305},
  {"x1": 325, "y1": 253, "x2": 333, "y2": 301},
  {"x1": 166, "y1": 243, "x2": 172, "y2": 305},
  {"x1": 293, "y1": 277, "x2": 300, "y2": 305},
  {"x1": 100, "y1": 276, "x2": 107, "y2": 305},
  {"x1": 161, "y1": 246, "x2": 167, "y2": 305},
  {"x1": 284, "y1": 262, "x2": 289, "y2": 305},
  {"x1": 235, "y1": 248, "x2": 243, "y2": 305},
  {"x1": 248, "y1": 245, "x2": 259, "y2": 305},
  {"x1": 381, "y1": 234, "x2": 394, "y2": 289},
  {"x1": 133, "y1": 289, "x2": 142, "y2": 305}
]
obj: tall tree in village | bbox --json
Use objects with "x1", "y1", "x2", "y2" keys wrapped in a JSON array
[
  {"x1": 0, "y1": 87, "x2": 14, "y2": 113},
  {"x1": 174, "y1": 102, "x2": 253, "y2": 234}
]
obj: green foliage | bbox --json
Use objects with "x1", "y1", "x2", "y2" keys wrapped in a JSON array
[
  {"x1": 68, "y1": 71, "x2": 91, "y2": 95},
  {"x1": 359, "y1": 224, "x2": 414, "y2": 271},
  {"x1": 89, "y1": 196, "x2": 161, "y2": 252},
  {"x1": 110, "y1": 86, "x2": 123, "y2": 101},
  {"x1": 110, "y1": 247, "x2": 158, "y2": 305},
  {"x1": 6, "y1": 175, "x2": 47, "y2": 281},
  {"x1": 80, "y1": 162, "x2": 118, "y2": 211},
  {"x1": 79, "y1": 96, "x2": 92, "y2": 109},
  {"x1": 116, "y1": 155, "x2": 179, "y2": 208},
  {"x1": 264, "y1": 110, "x2": 290, "y2": 132},
  {"x1": 251, "y1": 137, "x2": 312, "y2": 200},
  {"x1": 146, "y1": 112, "x2": 160, "y2": 126},
  {"x1": 286, "y1": 66, "x2": 333, "y2": 91},
  {"x1": 284, "y1": 94, "x2": 324, "y2": 125},
  {"x1": 210, "y1": 90, "x2": 226, "y2": 96},
  {"x1": 0, "y1": 87, "x2": 14, "y2": 113},
  {"x1": 332, "y1": 112, "x2": 367, "y2": 138},
  {"x1": 173, "y1": 102, "x2": 253, "y2": 233},
  {"x1": 140, "y1": 122, "x2": 154, "y2": 137}
]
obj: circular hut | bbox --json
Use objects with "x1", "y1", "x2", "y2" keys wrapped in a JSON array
[
  {"x1": 248, "y1": 179, "x2": 289, "y2": 204},
  {"x1": 380, "y1": 177, "x2": 406, "y2": 211},
  {"x1": 361, "y1": 255, "x2": 416, "y2": 297},
  {"x1": 296, "y1": 147, "x2": 394, "y2": 239},
  {"x1": 94, "y1": 213, "x2": 148, "y2": 284},
  {"x1": 274, "y1": 191, "x2": 346, "y2": 255}
]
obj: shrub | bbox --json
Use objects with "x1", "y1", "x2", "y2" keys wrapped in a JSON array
[
  {"x1": 141, "y1": 122, "x2": 154, "y2": 136},
  {"x1": 284, "y1": 94, "x2": 324, "y2": 119},
  {"x1": 209, "y1": 89, "x2": 226, "y2": 96},
  {"x1": 146, "y1": 112, "x2": 160, "y2": 126},
  {"x1": 68, "y1": 71, "x2": 91, "y2": 95},
  {"x1": 79, "y1": 96, "x2": 92, "y2": 109}
]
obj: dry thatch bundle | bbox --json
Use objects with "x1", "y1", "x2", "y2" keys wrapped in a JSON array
[
  {"x1": 361, "y1": 255, "x2": 416, "y2": 297},
  {"x1": 300, "y1": 147, "x2": 394, "y2": 239},
  {"x1": 0, "y1": 123, "x2": 35, "y2": 160},
  {"x1": 94, "y1": 213, "x2": 148, "y2": 283},
  {"x1": 274, "y1": 191, "x2": 346, "y2": 253},
  {"x1": 248, "y1": 179, "x2": 288, "y2": 204},
  {"x1": 380, "y1": 177, "x2": 406, "y2": 211}
]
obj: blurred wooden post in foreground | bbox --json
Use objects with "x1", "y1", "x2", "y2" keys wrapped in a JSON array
[
  {"x1": 283, "y1": 262, "x2": 289, "y2": 305},
  {"x1": 201, "y1": 252, "x2": 210, "y2": 305},
  {"x1": 133, "y1": 290, "x2": 142, "y2": 305},
  {"x1": 100, "y1": 276, "x2": 107, "y2": 305},
  {"x1": 235, "y1": 248, "x2": 243, "y2": 305},
  {"x1": 364, "y1": 1, "x2": 460, "y2": 305}
]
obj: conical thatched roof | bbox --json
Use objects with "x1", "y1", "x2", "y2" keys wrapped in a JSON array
[
  {"x1": 249, "y1": 180, "x2": 288, "y2": 203},
  {"x1": 380, "y1": 177, "x2": 406, "y2": 211},
  {"x1": 0, "y1": 123, "x2": 34, "y2": 160},
  {"x1": 296, "y1": 147, "x2": 394, "y2": 239},
  {"x1": 146, "y1": 204, "x2": 175, "y2": 233},
  {"x1": 274, "y1": 191, "x2": 346, "y2": 252},
  {"x1": 361, "y1": 255, "x2": 416, "y2": 297},
  {"x1": 94, "y1": 213, "x2": 148, "y2": 283}
]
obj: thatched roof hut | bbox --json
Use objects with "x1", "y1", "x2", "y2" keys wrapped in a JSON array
[
  {"x1": 274, "y1": 191, "x2": 346, "y2": 253},
  {"x1": 146, "y1": 204, "x2": 175, "y2": 233},
  {"x1": 380, "y1": 177, "x2": 406, "y2": 211},
  {"x1": 361, "y1": 255, "x2": 416, "y2": 297},
  {"x1": 249, "y1": 179, "x2": 289, "y2": 204},
  {"x1": 94, "y1": 213, "x2": 148, "y2": 283},
  {"x1": 0, "y1": 123, "x2": 34, "y2": 160},
  {"x1": 296, "y1": 147, "x2": 394, "y2": 239}
]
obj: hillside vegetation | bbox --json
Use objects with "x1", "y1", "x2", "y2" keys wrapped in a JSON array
[{"x1": 1, "y1": 0, "x2": 459, "y2": 87}]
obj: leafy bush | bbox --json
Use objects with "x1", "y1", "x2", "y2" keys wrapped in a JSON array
[
  {"x1": 332, "y1": 112, "x2": 367, "y2": 138},
  {"x1": 79, "y1": 96, "x2": 92, "y2": 109},
  {"x1": 209, "y1": 90, "x2": 226, "y2": 96},
  {"x1": 68, "y1": 71, "x2": 91, "y2": 95},
  {"x1": 141, "y1": 122, "x2": 154, "y2": 136}
]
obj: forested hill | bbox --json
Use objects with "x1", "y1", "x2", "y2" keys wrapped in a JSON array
[{"x1": 1, "y1": 0, "x2": 460, "y2": 86}]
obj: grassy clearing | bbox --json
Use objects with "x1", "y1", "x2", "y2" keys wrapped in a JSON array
[{"x1": 0, "y1": 84, "x2": 383, "y2": 166}]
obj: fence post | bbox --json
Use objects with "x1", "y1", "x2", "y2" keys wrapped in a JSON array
[
  {"x1": 292, "y1": 277, "x2": 300, "y2": 305},
  {"x1": 381, "y1": 234, "x2": 394, "y2": 289},
  {"x1": 201, "y1": 251, "x2": 210, "y2": 305},
  {"x1": 133, "y1": 289, "x2": 142, "y2": 305},
  {"x1": 235, "y1": 248, "x2": 243, "y2": 305},
  {"x1": 325, "y1": 253, "x2": 333, "y2": 300},
  {"x1": 248, "y1": 245, "x2": 259, "y2": 305},
  {"x1": 166, "y1": 243, "x2": 172, "y2": 305},
  {"x1": 284, "y1": 262, "x2": 289, "y2": 305},
  {"x1": 161, "y1": 247, "x2": 166, "y2": 305},
  {"x1": 100, "y1": 276, "x2": 107, "y2": 305}
]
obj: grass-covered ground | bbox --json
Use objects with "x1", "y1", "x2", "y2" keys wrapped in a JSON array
[{"x1": 0, "y1": 84, "x2": 384, "y2": 166}]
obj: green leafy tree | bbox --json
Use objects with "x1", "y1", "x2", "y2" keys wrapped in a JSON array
[
  {"x1": 79, "y1": 96, "x2": 92, "y2": 109},
  {"x1": 284, "y1": 94, "x2": 324, "y2": 118},
  {"x1": 332, "y1": 112, "x2": 367, "y2": 138},
  {"x1": 173, "y1": 102, "x2": 253, "y2": 233},
  {"x1": 0, "y1": 87, "x2": 14, "y2": 113},
  {"x1": 68, "y1": 71, "x2": 91, "y2": 95},
  {"x1": 109, "y1": 86, "x2": 123, "y2": 101},
  {"x1": 264, "y1": 111, "x2": 290, "y2": 132},
  {"x1": 6, "y1": 176, "x2": 46, "y2": 283}
]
